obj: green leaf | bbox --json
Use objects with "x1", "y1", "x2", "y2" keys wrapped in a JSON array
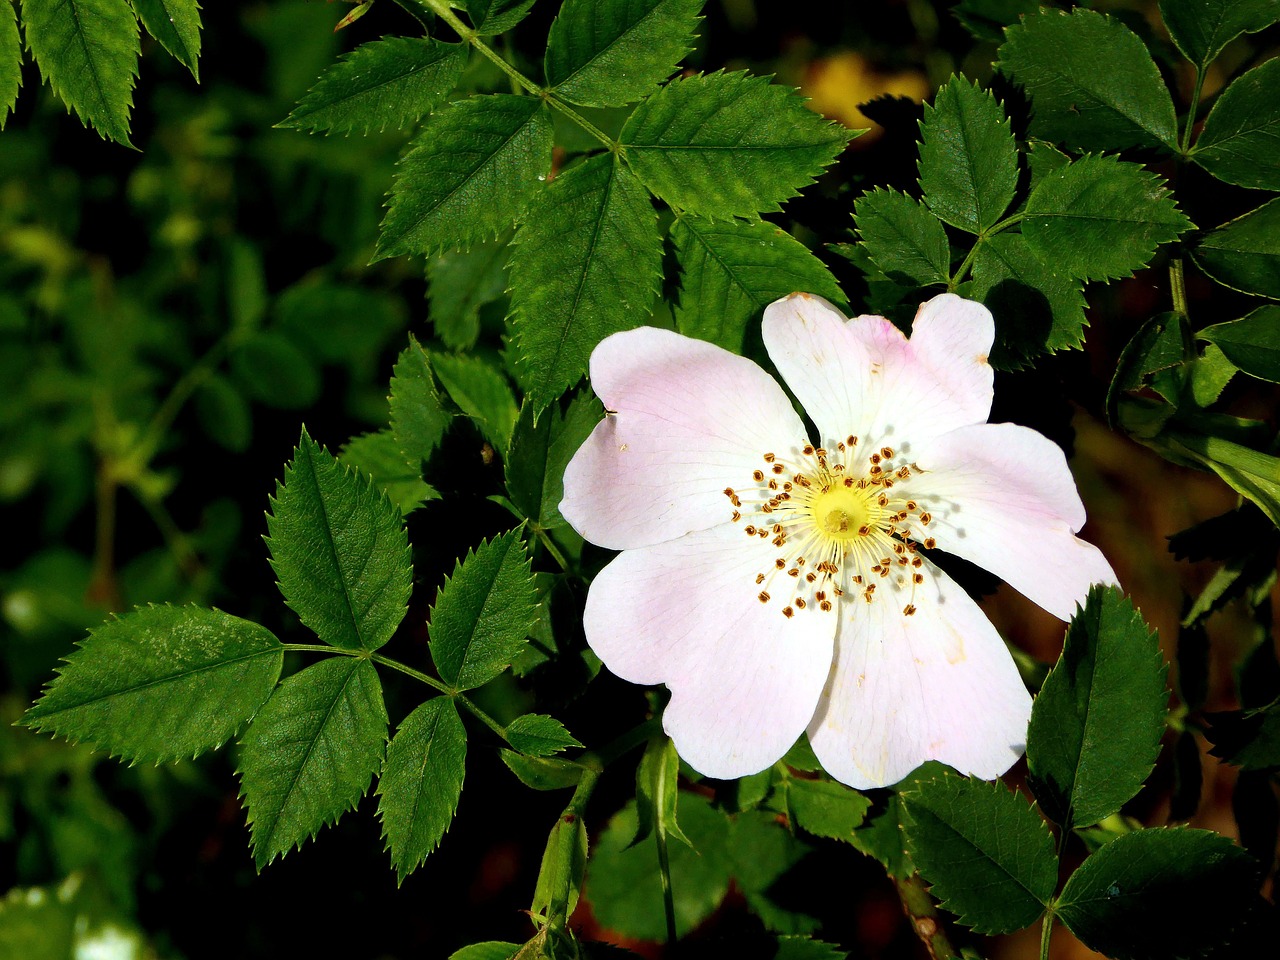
[
  {"x1": 501, "y1": 750, "x2": 585, "y2": 790},
  {"x1": 195, "y1": 374, "x2": 252, "y2": 453},
  {"x1": 729, "y1": 809, "x2": 818, "y2": 934},
  {"x1": 951, "y1": 0, "x2": 1040, "y2": 42},
  {"x1": 1023, "y1": 154, "x2": 1191, "y2": 281},
  {"x1": 427, "y1": 234, "x2": 510, "y2": 351},
  {"x1": 506, "y1": 714, "x2": 582, "y2": 757},
  {"x1": 390, "y1": 337, "x2": 452, "y2": 466},
  {"x1": 853, "y1": 189, "x2": 951, "y2": 288},
  {"x1": 280, "y1": 37, "x2": 467, "y2": 135},
  {"x1": 377, "y1": 697, "x2": 467, "y2": 883},
  {"x1": 850, "y1": 794, "x2": 913, "y2": 879},
  {"x1": 586, "y1": 795, "x2": 733, "y2": 939},
  {"x1": 1191, "y1": 58, "x2": 1280, "y2": 190},
  {"x1": 23, "y1": 604, "x2": 283, "y2": 763},
  {"x1": 670, "y1": 215, "x2": 845, "y2": 352},
  {"x1": 510, "y1": 153, "x2": 662, "y2": 407},
  {"x1": 266, "y1": 430, "x2": 413, "y2": 651},
  {"x1": 531, "y1": 809, "x2": 589, "y2": 921},
  {"x1": 21, "y1": 0, "x2": 140, "y2": 146},
  {"x1": 505, "y1": 391, "x2": 602, "y2": 530},
  {"x1": 1106, "y1": 313, "x2": 1190, "y2": 423},
  {"x1": 997, "y1": 7, "x2": 1178, "y2": 152},
  {"x1": 632, "y1": 736, "x2": 691, "y2": 849},
  {"x1": 1056, "y1": 827, "x2": 1261, "y2": 960},
  {"x1": 428, "y1": 528, "x2": 539, "y2": 691},
  {"x1": 1, "y1": 0, "x2": 24, "y2": 128},
  {"x1": 1026, "y1": 586, "x2": 1167, "y2": 828},
  {"x1": 375, "y1": 94, "x2": 553, "y2": 260},
  {"x1": 132, "y1": 0, "x2": 201, "y2": 80},
  {"x1": 786, "y1": 778, "x2": 871, "y2": 842},
  {"x1": 1198, "y1": 306, "x2": 1280, "y2": 383},
  {"x1": 1187, "y1": 342, "x2": 1237, "y2": 405},
  {"x1": 238, "y1": 657, "x2": 388, "y2": 867},
  {"x1": 545, "y1": 0, "x2": 703, "y2": 107},
  {"x1": 1208, "y1": 698, "x2": 1280, "y2": 770},
  {"x1": 1163, "y1": 428, "x2": 1280, "y2": 527},
  {"x1": 464, "y1": 0, "x2": 536, "y2": 35},
  {"x1": 901, "y1": 774, "x2": 1057, "y2": 935},
  {"x1": 621, "y1": 71, "x2": 853, "y2": 218},
  {"x1": 432, "y1": 351, "x2": 519, "y2": 453},
  {"x1": 1161, "y1": 0, "x2": 1280, "y2": 69},
  {"x1": 450, "y1": 944, "x2": 519, "y2": 960},
  {"x1": 230, "y1": 331, "x2": 321, "y2": 409},
  {"x1": 340, "y1": 429, "x2": 439, "y2": 515},
  {"x1": 773, "y1": 937, "x2": 848, "y2": 960},
  {"x1": 918, "y1": 76, "x2": 1017, "y2": 234},
  {"x1": 968, "y1": 231, "x2": 1087, "y2": 366},
  {"x1": 1191, "y1": 197, "x2": 1280, "y2": 299}
]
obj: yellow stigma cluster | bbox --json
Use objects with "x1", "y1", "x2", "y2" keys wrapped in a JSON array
[{"x1": 725, "y1": 437, "x2": 936, "y2": 619}]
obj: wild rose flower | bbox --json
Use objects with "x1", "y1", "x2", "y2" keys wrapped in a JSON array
[{"x1": 560, "y1": 293, "x2": 1116, "y2": 788}]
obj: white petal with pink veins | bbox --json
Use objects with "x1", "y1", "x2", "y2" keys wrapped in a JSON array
[
  {"x1": 762, "y1": 292, "x2": 995, "y2": 453},
  {"x1": 906, "y1": 421, "x2": 1118, "y2": 621},
  {"x1": 584, "y1": 523, "x2": 837, "y2": 780},
  {"x1": 561, "y1": 326, "x2": 806, "y2": 551},
  {"x1": 807, "y1": 561, "x2": 1032, "y2": 789}
]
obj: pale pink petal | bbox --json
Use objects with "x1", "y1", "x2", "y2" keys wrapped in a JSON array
[
  {"x1": 906, "y1": 422, "x2": 1117, "y2": 621},
  {"x1": 561, "y1": 327, "x2": 806, "y2": 550},
  {"x1": 584, "y1": 523, "x2": 837, "y2": 779},
  {"x1": 761, "y1": 292, "x2": 994, "y2": 453},
  {"x1": 807, "y1": 563, "x2": 1032, "y2": 789}
]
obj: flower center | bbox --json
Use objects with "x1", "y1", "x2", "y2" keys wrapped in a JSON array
[{"x1": 725, "y1": 437, "x2": 936, "y2": 619}]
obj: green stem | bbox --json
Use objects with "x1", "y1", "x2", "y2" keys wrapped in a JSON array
[
  {"x1": 655, "y1": 823, "x2": 678, "y2": 947},
  {"x1": 894, "y1": 872, "x2": 960, "y2": 959},
  {"x1": 534, "y1": 526, "x2": 571, "y2": 572},
  {"x1": 1170, "y1": 257, "x2": 1189, "y2": 320},
  {"x1": 1180, "y1": 66, "x2": 1207, "y2": 156},
  {"x1": 133, "y1": 335, "x2": 234, "y2": 468},
  {"x1": 950, "y1": 213, "x2": 1024, "y2": 289},
  {"x1": 1039, "y1": 909, "x2": 1056, "y2": 960},
  {"x1": 418, "y1": 0, "x2": 616, "y2": 149}
]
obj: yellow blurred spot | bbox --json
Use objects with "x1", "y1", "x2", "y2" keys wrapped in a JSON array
[{"x1": 801, "y1": 52, "x2": 929, "y2": 142}]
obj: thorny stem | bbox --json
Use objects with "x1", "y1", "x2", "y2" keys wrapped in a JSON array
[
  {"x1": 895, "y1": 872, "x2": 961, "y2": 960},
  {"x1": 1170, "y1": 257, "x2": 1189, "y2": 320},
  {"x1": 1179, "y1": 65, "x2": 1207, "y2": 156},
  {"x1": 418, "y1": 0, "x2": 616, "y2": 150}
]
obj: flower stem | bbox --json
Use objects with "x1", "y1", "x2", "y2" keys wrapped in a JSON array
[
  {"x1": 1039, "y1": 909, "x2": 1056, "y2": 960},
  {"x1": 894, "y1": 872, "x2": 960, "y2": 960},
  {"x1": 1170, "y1": 257, "x2": 1189, "y2": 320},
  {"x1": 655, "y1": 822, "x2": 678, "y2": 947},
  {"x1": 1179, "y1": 66, "x2": 1207, "y2": 156}
]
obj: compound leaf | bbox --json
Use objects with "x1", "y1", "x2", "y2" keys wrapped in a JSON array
[
  {"x1": 239, "y1": 657, "x2": 388, "y2": 867},
  {"x1": 132, "y1": 0, "x2": 201, "y2": 80},
  {"x1": 621, "y1": 71, "x2": 853, "y2": 218},
  {"x1": 428, "y1": 528, "x2": 539, "y2": 691},
  {"x1": 266, "y1": 430, "x2": 413, "y2": 652},
  {"x1": 510, "y1": 153, "x2": 662, "y2": 408},
  {"x1": 281, "y1": 37, "x2": 467, "y2": 135},
  {"x1": 853, "y1": 189, "x2": 951, "y2": 288},
  {"x1": 545, "y1": 0, "x2": 703, "y2": 107},
  {"x1": 1161, "y1": 0, "x2": 1280, "y2": 69},
  {"x1": 1191, "y1": 58, "x2": 1280, "y2": 191},
  {"x1": 377, "y1": 697, "x2": 467, "y2": 883},
  {"x1": 1191, "y1": 197, "x2": 1280, "y2": 299},
  {"x1": 376, "y1": 94, "x2": 553, "y2": 260},
  {"x1": 23, "y1": 604, "x2": 283, "y2": 763},
  {"x1": 672, "y1": 214, "x2": 847, "y2": 352}
]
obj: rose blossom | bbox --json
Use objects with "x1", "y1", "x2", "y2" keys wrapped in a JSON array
[{"x1": 560, "y1": 292, "x2": 1116, "y2": 788}]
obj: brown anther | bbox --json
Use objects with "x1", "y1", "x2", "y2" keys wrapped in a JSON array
[
  {"x1": 924, "y1": 537, "x2": 937, "y2": 549},
  {"x1": 847, "y1": 435, "x2": 857, "y2": 446},
  {"x1": 772, "y1": 536, "x2": 785, "y2": 547},
  {"x1": 783, "y1": 482, "x2": 792, "y2": 491},
  {"x1": 756, "y1": 573, "x2": 766, "y2": 584},
  {"x1": 802, "y1": 445, "x2": 815, "y2": 456},
  {"x1": 877, "y1": 494, "x2": 889, "y2": 507},
  {"x1": 783, "y1": 607, "x2": 795, "y2": 618},
  {"x1": 912, "y1": 557, "x2": 923, "y2": 568},
  {"x1": 906, "y1": 500, "x2": 917, "y2": 511},
  {"x1": 894, "y1": 543, "x2": 905, "y2": 554},
  {"x1": 745, "y1": 525, "x2": 756, "y2": 535},
  {"x1": 871, "y1": 564, "x2": 882, "y2": 574},
  {"x1": 883, "y1": 478, "x2": 895, "y2": 488},
  {"x1": 837, "y1": 442, "x2": 845, "y2": 451},
  {"x1": 797, "y1": 557, "x2": 805, "y2": 566},
  {"x1": 753, "y1": 470, "x2": 764, "y2": 481},
  {"x1": 768, "y1": 479, "x2": 778, "y2": 490},
  {"x1": 815, "y1": 591, "x2": 826, "y2": 601},
  {"x1": 870, "y1": 465, "x2": 883, "y2": 476},
  {"x1": 758, "y1": 591, "x2": 770, "y2": 603},
  {"x1": 731, "y1": 495, "x2": 741, "y2": 507},
  {"x1": 788, "y1": 568, "x2": 799, "y2": 577},
  {"x1": 881, "y1": 447, "x2": 894, "y2": 458},
  {"x1": 758, "y1": 528, "x2": 769, "y2": 537},
  {"x1": 764, "y1": 452, "x2": 776, "y2": 463},
  {"x1": 844, "y1": 477, "x2": 855, "y2": 487},
  {"x1": 851, "y1": 575, "x2": 863, "y2": 585},
  {"x1": 833, "y1": 587, "x2": 845, "y2": 597},
  {"x1": 795, "y1": 598, "x2": 806, "y2": 609},
  {"x1": 897, "y1": 467, "x2": 910, "y2": 479},
  {"x1": 819, "y1": 600, "x2": 833, "y2": 612},
  {"x1": 833, "y1": 463, "x2": 845, "y2": 473},
  {"x1": 816, "y1": 447, "x2": 827, "y2": 458},
  {"x1": 772, "y1": 464, "x2": 784, "y2": 474},
  {"x1": 731, "y1": 510, "x2": 742, "y2": 522},
  {"x1": 903, "y1": 604, "x2": 917, "y2": 616},
  {"x1": 857, "y1": 524, "x2": 871, "y2": 536},
  {"x1": 724, "y1": 487, "x2": 735, "y2": 497},
  {"x1": 776, "y1": 558, "x2": 786, "y2": 569},
  {"x1": 920, "y1": 512, "x2": 932, "y2": 525},
  {"x1": 870, "y1": 453, "x2": 881, "y2": 465},
  {"x1": 806, "y1": 572, "x2": 817, "y2": 582},
  {"x1": 914, "y1": 573, "x2": 924, "y2": 584}
]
